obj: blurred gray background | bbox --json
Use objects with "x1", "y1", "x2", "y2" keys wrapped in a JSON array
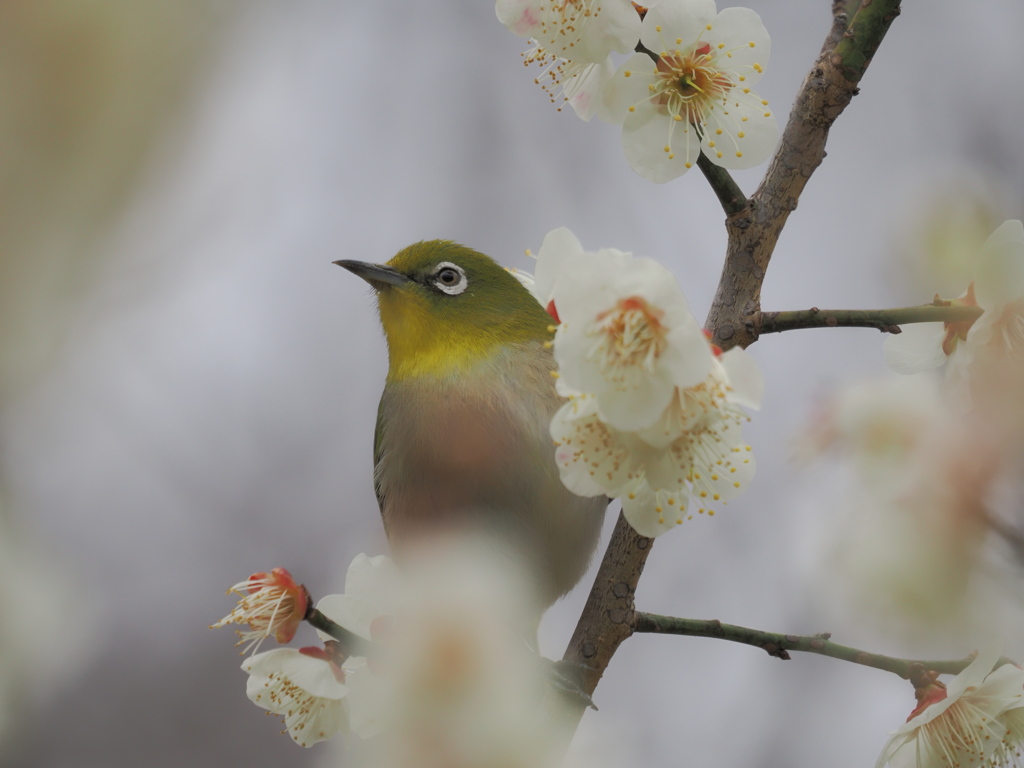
[{"x1": 1, "y1": 0, "x2": 1023, "y2": 766}]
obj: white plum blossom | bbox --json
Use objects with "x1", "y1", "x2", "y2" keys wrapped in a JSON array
[
  {"x1": 885, "y1": 220, "x2": 1024, "y2": 380},
  {"x1": 876, "y1": 648, "x2": 1024, "y2": 768},
  {"x1": 496, "y1": 0, "x2": 640, "y2": 120},
  {"x1": 212, "y1": 567, "x2": 309, "y2": 654},
  {"x1": 242, "y1": 646, "x2": 351, "y2": 747},
  {"x1": 550, "y1": 243, "x2": 714, "y2": 431},
  {"x1": 551, "y1": 346, "x2": 761, "y2": 537},
  {"x1": 233, "y1": 554, "x2": 402, "y2": 747},
  {"x1": 605, "y1": 0, "x2": 778, "y2": 182}
]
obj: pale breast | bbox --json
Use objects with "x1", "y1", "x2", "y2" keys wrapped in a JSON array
[{"x1": 373, "y1": 341, "x2": 606, "y2": 607}]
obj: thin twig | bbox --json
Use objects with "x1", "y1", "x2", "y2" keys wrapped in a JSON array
[
  {"x1": 304, "y1": 607, "x2": 373, "y2": 656},
  {"x1": 633, "y1": 613, "x2": 1012, "y2": 679},
  {"x1": 697, "y1": 153, "x2": 748, "y2": 216},
  {"x1": 757, "y1": 303, "x2": 982, "y2": 335}
]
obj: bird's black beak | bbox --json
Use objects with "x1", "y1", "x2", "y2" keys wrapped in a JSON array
[{"x1": 334, "y1": 260, "x2": 411, "y2": 289}]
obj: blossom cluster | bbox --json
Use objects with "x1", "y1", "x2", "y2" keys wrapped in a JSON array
[
  {"x1": 215, "y1": 546, "x2": 564, "y2": 765},
  {"x1": 496, "y1": 0, "x2": 779, "y2": 182},
  {"x1": 520, "y1": 227, "x2": 762, "y2": 537}
]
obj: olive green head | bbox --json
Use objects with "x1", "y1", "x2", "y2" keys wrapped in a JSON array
[{"x1": 336, "y1": 241, "x2": 552, "y2": 380}]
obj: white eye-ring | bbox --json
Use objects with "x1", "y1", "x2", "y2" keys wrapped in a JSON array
[{"x1": 431, "y1": 262, "x2": 469, "y2": 295}]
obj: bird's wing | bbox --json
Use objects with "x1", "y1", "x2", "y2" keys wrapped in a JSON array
[{"x1": 372, "y1": 393, "x2": 386, "y2": 514}]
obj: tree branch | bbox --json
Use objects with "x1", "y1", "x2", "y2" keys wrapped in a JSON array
[
  {"x1": 705, "y1": 0, "x2": 903, "y2": 351},
  {"x1": 550, "y1": 0, "x2": 904, "y2": 748},
  {"x1": 756, "y1": 303, "x2": 982, "y2": 335},
  {"x1": 633, "y1": 613, "x2": 1010, "y2": 679}
]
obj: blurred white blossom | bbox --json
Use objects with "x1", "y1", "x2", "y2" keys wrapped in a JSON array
[{"x1": 876, "y1": 647, "x2": 1024, "y2": 768}]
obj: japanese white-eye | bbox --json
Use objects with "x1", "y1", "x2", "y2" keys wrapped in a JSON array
[{"x1": 336, "y1": 241, "x2": 606, "y2": 611}]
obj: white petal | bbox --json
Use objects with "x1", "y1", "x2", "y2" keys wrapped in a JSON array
[
  {"x1": 565, "y1": 57, "x2": 617, "y2": 123},
  {"x1": 605, "y1": 53, "x2": 661, "y2": 125},
  {"x1": 705, "y1": 7, "x2": 771, "y2": 73},
  {"x1": 700, "y1": 93, "x2": 778, "y2": 170},
  {"x1": 974, "y1": 219, "x2": 1024, "y2": 308},
  {"x1": 620, "y1": 482, "x2": 688, "y2": 537},
  {"x1": 718, "y1": 347, "x2": 764, "y2": 410},
  {"x1": 622, "y1": 101, "x2": 702, "y2": 183},
  {"x1": 243, "y1": 648, "x2": 347, "y2": 701},
  {"x1": 572, "y1": 0, "x2": 642, "y2": 61},
  {"x1": 550, "y1": 398, "x2": 637, "y2": 496},
  {"x1": 534, "y1": 227, "x2": 584, "y2": 305},
  {"x1": 641, "y1": 0, "x2": 717, "y2": 55},
  {"x1": 883, "y1": 322, "x2": 949, "y2": 373},
  {"x1": 495, "y1": 0, "x2": 544, "y2": 39}
]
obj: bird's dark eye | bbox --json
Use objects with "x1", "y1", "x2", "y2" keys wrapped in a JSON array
[{"x1": 430, "y1": 261, "x2": 469, "y2": 295}]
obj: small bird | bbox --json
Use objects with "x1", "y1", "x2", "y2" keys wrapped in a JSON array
[{"x1": 336, "y1": 241, "x2": 606, "y2": 613}]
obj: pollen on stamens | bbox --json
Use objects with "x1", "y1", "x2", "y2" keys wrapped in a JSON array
[
  {"x1": 547, "y1": 324, "x2": 557, "y2": 333},
  {"x1": 663, "y1": 145, "x2": 671, "y2": 153},
  {"x1": 735, "y1": 151, "x2": 743, "y2": 158},
  {"x1": 684, "y1": 162, "x2": 692, "y2": 168},
  {"x1": 543, "y1": 341, "x2": 553, "y2": 349},
  {"x1": 668, "y1": 153, "x2": 675, "y2": 159},
  {"x1": 761, "y1": 99, "x2": 768, "y2": 105},
  {"x1": 706, "y1": 24, "x2": 712, "y2": 30},
  {"x1": 716, "y1": 151, "x2": 723, "y2": 158},
  {"x1": 624, "y1": 70, "x2": 632, "y2": 77},
  {"x1": 655, "y1": 24, "x2": 662, "y2": 31},
  {"x1": 763, "y1": 111, "x2": 771, "y2": 117},
  {"x1": 673, "y1": 114, "x2": 682, "y2": 121},
  {"x1": 733, "y1": 482, "x2": 741, "y2": 488},
  {"x1": 737, "y1": 131, "x2": 745, "y2": 138},
  {"x1": 628, "y1": 492, "x2": 636, "y2": 499},
  {"x1": 715, "y1": 128, "x2": 723, "y2": 135},
  {"x1": 748, "y1": 41, "x2": 755, "y2": 47},
  {"x1": 550, "y1": 370, "x2": 560, "y2": 378},
  {"x1": 717, "y1": 43, "x2": 725, "y2": 49},
  {"x1": 628, "y1": 105, "x2": 636, "y2": 112},
  {"x1": 708, "y1": 141, "x2": 715, "y2": 148},
  {"x1": 675, "y1": 37, "x2": 682, "y2": 44}
]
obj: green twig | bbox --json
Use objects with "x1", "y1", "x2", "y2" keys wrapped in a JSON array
[
  {"x1": 633, "y1": 613, "x2": 1007, "y2": 679},
  {"x1": 756, "y1": 303, "x2": 983, "y2": 335},
  {"x1": 832, "y1": 0, "x2": 902, "y2": 83}
]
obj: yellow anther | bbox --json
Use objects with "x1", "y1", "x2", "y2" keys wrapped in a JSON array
[
  {"x1": 624, "y1": 70, "x2": 632, "y2": 77},
  {"x1": 706, "y1": 24, "x2": 712, "y2": 30},
  {"x1": 550, "y1": 370, "x2": 560, "y2": 378},
  {"x1": 684, "y1": 162, "x2": 692, "y2": 167},
  {"x1": 674, "y1": 114, "x2": 682, "y2": 121},
  {"x1": 543, "y1": 341, "x2": 553, "y2": 349},
  {"x1": 735, "y1": 151, "x2": 743, "y2": 157},
  {"x1": 663, "y1": 145, "x2": 671, "y2": 153},
  {"x1": 547, "y1": 324, "x2": 557, "y2": 333},
  {"x1": 737, "y1": 131, "x2": 745, "y2": 138},
  {"x1": 708, "y1": 141, "x2": 715, "y2": 148},
  {"x1": 748, "y1": 41, "x2": 755, "y2": 47},
  {"x1": 628, "y1": 105, "x2": 636, "y2": 112},
  {"x1": 715, "y1": 128, "x2": 723, "y2": 135}
]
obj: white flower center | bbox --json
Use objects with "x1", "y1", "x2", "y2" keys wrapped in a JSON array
[{"x1": 586, "y1": 296, "x2": 668, "y2": 382}]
